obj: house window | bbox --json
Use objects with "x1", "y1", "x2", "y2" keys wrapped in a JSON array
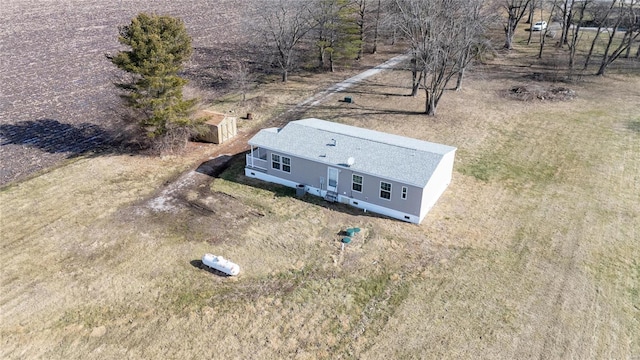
[
  {"x1": 401, "y1": 186, "x2": 407, "y2": 200},
  {"x1": 380, "y1": 181, "x2": 391, "y2": 200},
  {"x1": 282, "y1": 157, "x2": 291, "y2": 172},
  {"x1": 271, "y1": 154, "x2": 291, "y2": 173},
  {"x1": 352, "y1": 174, "x2": 363, "y2": 192}
]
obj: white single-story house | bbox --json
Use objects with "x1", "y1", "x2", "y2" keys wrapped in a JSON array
[{"x1": 244, "y1": 118, "x2": 456, "y2": 224}]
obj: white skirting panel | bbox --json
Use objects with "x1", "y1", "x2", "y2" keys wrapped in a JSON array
[
  {"x1": 245, "y1": 168, "x2": 299, "y2": 188},
  {"x1": 244, "y1": 168, "x2": 419, "y2": 223},
  {"x1": 346, "y1": 197, "x2": 419, "y2": 224}
]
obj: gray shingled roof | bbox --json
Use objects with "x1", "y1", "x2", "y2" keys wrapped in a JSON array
[{"x1": 248, "y1": 118, "x2": 456, "y2": 187}]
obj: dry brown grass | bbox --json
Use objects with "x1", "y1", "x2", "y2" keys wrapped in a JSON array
[{"x1": 1, "y1": 38, "x2": 639, "y2": 360}]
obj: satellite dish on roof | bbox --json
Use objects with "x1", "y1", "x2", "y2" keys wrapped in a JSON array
[{"x1": 347, "y1": 157, "x2": 355, "y2": 167}]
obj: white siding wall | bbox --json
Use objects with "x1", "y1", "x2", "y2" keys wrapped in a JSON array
[
  {"x1": 247, "y1": 149, "x2": 456, "y2": 225},
  {"x1": 419, "y1": 151, "x2": 456, "y2": 222}
]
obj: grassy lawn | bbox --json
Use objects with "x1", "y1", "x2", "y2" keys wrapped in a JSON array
[{"x1": 1, "y1": 42, "x2": 639, "y2": 359}]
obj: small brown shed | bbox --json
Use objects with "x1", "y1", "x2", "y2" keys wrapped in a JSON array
[{"x1": 195, "y1": 110, "x2": 237, "y2": 144}]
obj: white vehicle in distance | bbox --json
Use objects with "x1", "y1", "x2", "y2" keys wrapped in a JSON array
[{"x1": 532, "y1": 21, "x2": 548, "y2": 31}]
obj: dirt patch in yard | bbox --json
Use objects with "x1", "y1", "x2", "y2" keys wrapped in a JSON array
[
  {"x1": 124, "y1": 154, "x2": 263, "y2": 245},
  {"x1": 505, "y1": 85, "x2": 577, "y2": 101}
]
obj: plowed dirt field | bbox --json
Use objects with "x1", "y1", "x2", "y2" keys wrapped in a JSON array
[{"x1": 0, "y1": 0, "x2": 261, "y2": 185}]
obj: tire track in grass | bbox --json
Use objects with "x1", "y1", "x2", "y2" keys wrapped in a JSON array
[{"x1": 516, "y1": 104, "x2": 638, "y2": 359}]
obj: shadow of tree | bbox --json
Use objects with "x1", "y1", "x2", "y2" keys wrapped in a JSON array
[{"x1": 0, "y1": 119, "x2": 112, "y2": 156}]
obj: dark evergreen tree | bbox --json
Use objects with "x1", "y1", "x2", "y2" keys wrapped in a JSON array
[{"x1": 108, "y1": 13, "x2": 200, "y2": 149}]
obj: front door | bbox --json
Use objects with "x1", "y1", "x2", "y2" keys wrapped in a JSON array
[{"x1": 327, "y1": 167, "x2": 339, "y2": 192}]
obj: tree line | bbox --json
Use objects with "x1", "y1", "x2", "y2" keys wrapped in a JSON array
[
  {"x1": 505, "y1": 0, "x2": 639, "y2": 76},
  {"x1": 108, "y1": 0, "x2": 638, "y2": 151}
]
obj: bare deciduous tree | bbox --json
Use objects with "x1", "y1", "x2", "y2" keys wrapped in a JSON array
[
  {"x1": 582, "y1": 0, "x2": 640, "y2": 74},
  {"x1": 538, "y1": 0, "x2": 561, "y2": 58},
  {"x1": 391, "y1": 0, "x2": 427, "y2": 96},
  {"x1": 231, "y1": 61, "x2": 255, "y2": 102},
  {"x1": 392, "y1": 0, "x2": 490, "y2": 115},
  {"x1": 372, "y1": 0, "x2": 382, "y2": 53},
  {"x1": 567, "y1": 0, "x2": 590, "y2": 76},
  {"x1": 557, "y1": 0, "x2": 574, "y2": 46},
  {"x1": 595, "y1": 0, "x2": 639, "y2": 75},
  {"x1": 504, "y1": 0, "x2": 532, "y2": 49},
  {"x1": 527, "y1": 0, "x2": 539, "y2": 45},
  {"x1": 259, "y1": 0, "x2": 312, "y2": 82},
  {"x1": 455, "y1": 0, "x2": 494, "y2": 90},
  {"x1": 583, "y1": 0, "x2": 617, "y2": 69}
]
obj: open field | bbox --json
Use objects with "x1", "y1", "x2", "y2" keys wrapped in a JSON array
[
  {"x1": 0, "y1": 0, "x2": 261, "y2": 184},
  {"x1": 2, "y1": 29, "x2": 639, "y2": 358},
  {"x1": 2, "y1": 2, "x2": 640, "y2": 358},
  {"x1": 4, "y1": 0, "x2": 396, "y2": 185}
]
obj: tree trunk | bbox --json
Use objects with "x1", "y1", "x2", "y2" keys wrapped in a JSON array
[
  {"x1": 596, "y1": 61, "x2": 607, "y2": 76},
  {"x1": 356, "y1": 0, "x2": 366, "y2": 60},
  {"x1": 504, "y1": 35, "x2": 513, "y2": 50},
  {"x1": 597, "y1": 30, "x2": 639, "y2": 75},
  {"x1": 526, "y1": 0, "x2": 535, "y2": 24},
  {"x1": 525, "y1": 0, "x2": 536, "y2": 45},
  {"x1": 411, "y1": 75, "x2": 419, "y2": 96},
  {"x1": 538, "y1": 29, "x2": 547, "y2": 58},
  {"x1": 624, "y1": 35, "x2": 632, "y2": 58},
  {"x1": 357, "y1": 26, "x2": 365, "y2": 60},
  {"x1": 585, "y1": 0, "x2": 618, "y2": 70},
  {"x1": 357, "y1": 33, "x2": 364, "y2": 60},
  {"x1": 371, "y1": 0, "x2": 380, "y2": 54},
  {"x1": 596, "y1": 17, "x2": 622, "y2": 76},
  {"x1": 455, "y1": 67, "x2": 465, "y2": 91},
  {"x1": 330, "y1": 52, "x2": 335, "y2": 72},
  {"x1": 410, "y1": 57, "x2": 419, "y2": 96},
  {"x1": 455, "y1": 48, "x2": 470, "y2": 91},
  {"x1": 319, "y1": 47, "x2": 326, "y2": 69},
  {"x1": 596, "y1": 33, "x2": 615, "y2": 75},
  {"x1": 583, "y1": 25, "x2": 603, "y2": 70},
  {"x1": 568, "y1": 0, "x2": 585, "y2": 78},
  {"x1": 559, "y1": 0, "x2": 571, "y2": 46},
  {"x1": 504, "y1": 23, "x2": 514, "y2": 49},
  {"x1": 282, "y1": 68, "x2": 288, "y2": 82},
  {"x1": 425, "y1": 88, "x2": 436, "y2": 116}
]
